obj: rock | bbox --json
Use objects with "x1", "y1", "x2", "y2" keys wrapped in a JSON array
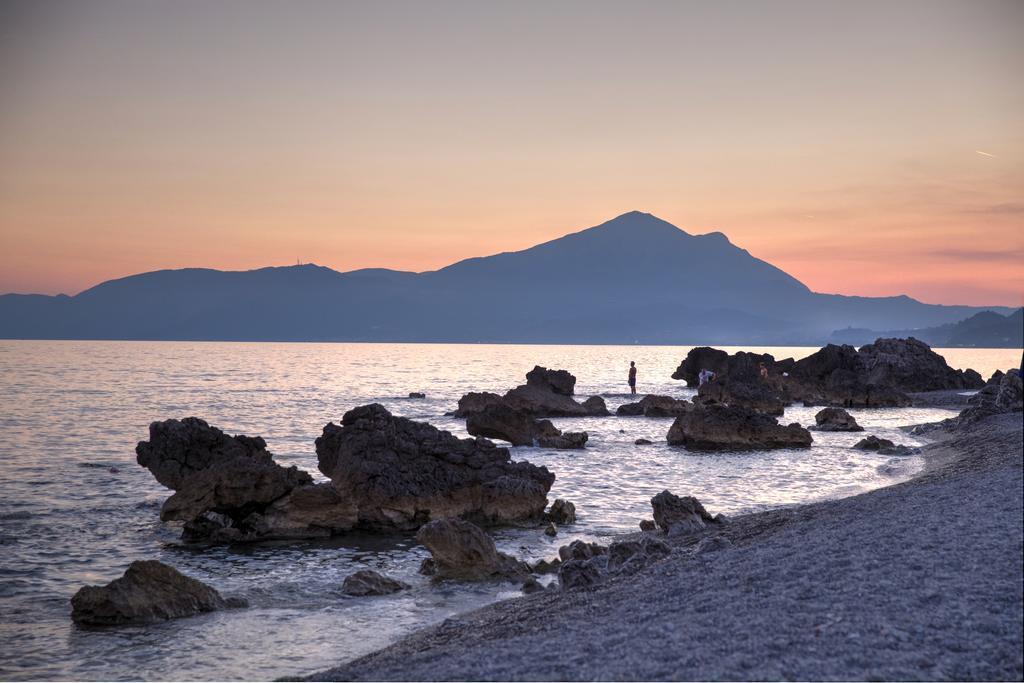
[
  {"x1": 408, "y1": 392, "x2": 426, "y2": 399},
  {"x1": 521, "y1": 576, "x2": 545, "y2": 594},
  {"x1": 546, "y1": 499, "x2": 576, "y2": 525},
  {"x1": 465, "y1": 402, "x2": 587, "y2": 449},
  {"x1": 526, "y1": 366, "x2": 576, "y2": 395},
  {"x1": 696, "y1": 377, "x2": 787, "y2": 416},
  {"x1": 70, "y1": 560, "x2": 240, "y2": 625},
  {"x1": 342, "y1": 570, "x2": 410, "y2": 596},
  {"x1": 713, "y1": 513, "x2": 731, "y2": 525},
  {"x1": 853, "y1": 435, "x2": 896, "y2": 451},
  {"x1": 671, "y1": 347, "x2": 732, "y2": 384},
  {"x1": 452, "y1": 392, "x2": 506, "y2": 418},
  {"x1": 558, "y1": 539, "x2": 608, "y2": 562},
  {"x1": 634, "y1": 438, "x2": 653, "y2": 445},
  {"x1": 581, "y1": 396, "x2": 610, "y2": 416},
  {"x1": 616, "y1": 394, "x2": 693, "y2": 417},
  {"x1": 418, "y1": 558, "x2": 436, "y2": 576},
  {"x1": 666, "y1": 404, "x2": 813, "y2": 450},
  {"x1": 415, "y1": 518, "x2": 530, "y2": 581},
  {"x1": 650, "y1": 490, "x2": 715, "y2": 536},
  {"x1": 465, "y1": 402, "x2": 558, "y2": 446},
  {"x1": 558, "y1": 558, "x2": 604, "y2": 590},
  {"x1": 136, "y1": 417, "x2": 313, "y2": 524},
  {"x1": 317, "y1": 404, "x2": 554, "y2": 530},
  {"x1": 544, "y1": 522, "x2": 557, "y2": 537},
  {"x1": 786, "y1": 344, "x2": 912, "y2": 408},
  {"x1": 879, "y1": 445, "x2": 920, "y2": 456},
  {"x1": 639, "y1": 519, "x2": 657, "y2": 532},
  {"x1": 693, "y1": 535, "x2": 734, "y2": 555},
  {"x1": 606, "y1": 537, "x2": 671, "y2": 573},
  {"x1": 950, "y1": 372, "x2": 1022, "y2": 428},
  {"x1": 503, "y1": 384, "x2": 590, "y2": 417},
  {"x1": 857, "y1": 338, "x2": 985, "y2": 391},
  {"x1": 811, "y1": 407, "x2": 864, "y2": 432},
  {"x1": 539, "y1": 431, "x2": 589, "y2": 450},
  {"x1": 531, "y1": 558, "x2": 561, "y2": 574}
]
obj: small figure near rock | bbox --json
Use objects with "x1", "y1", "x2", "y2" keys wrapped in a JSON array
[
  {"x1": 628, "y1": 361, "x2": 638, "y2": 395},
  {"x1": 342, "y1": 570, "x2": 410, "y2": 596},
  {"x1": 811, "y1": 407, "x2": 864, "y2": 432},
  {"x1": 70, "y1": 560, "x2": 245, "y2": 625}
]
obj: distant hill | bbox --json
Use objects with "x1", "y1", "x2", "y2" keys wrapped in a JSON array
[
  {"x1": 830, "y1": 308, "x2": 1023, "y2": 349},
  {"x1": 0, "y1": 212, "x2": 1014, "y2": 344}
]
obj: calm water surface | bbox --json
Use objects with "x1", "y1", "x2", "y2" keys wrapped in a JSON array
[{"x1": 0, "y1": 341, "x2": 1017, "y2": 680}]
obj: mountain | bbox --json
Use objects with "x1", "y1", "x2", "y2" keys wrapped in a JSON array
[
  {"x1": 0, "y1": 212, "x2": 1013, "y2": 344},
  {"x1": 830, "y1": 308, "x2": 1023, "y2": 348}
]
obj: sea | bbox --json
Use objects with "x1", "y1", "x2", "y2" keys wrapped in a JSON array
[{"x1": 0, "y1": 341, "x2": 1018, "y2": 681}]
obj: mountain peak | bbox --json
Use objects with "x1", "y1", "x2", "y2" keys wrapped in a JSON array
[{"x1": 594, "y1": 211, "x2": 690, "y2": 237}]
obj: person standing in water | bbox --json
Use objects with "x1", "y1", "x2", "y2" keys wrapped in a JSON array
[{"x1": 628, "y1": 361, "x2": 637, "y2": 395}]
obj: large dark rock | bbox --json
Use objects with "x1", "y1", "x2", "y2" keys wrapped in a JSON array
[
  {"x1": 858, "y1": 338, "x2": 985, "y2": 391},
  {"x1": 452, "y1": 392, "x2": 506, "y2": 418},
  {"x1": 955, "y1": 372, "x2": 1023, "y2": 426},
  {"x1": 671, "y1": 347, "x2": 731, "y2": 384},
  {"x1": 135, "y1": 418, "x2": 350, "y2": 541},
  {"x1": 786, "y1": 344, "x2": 912, "y2": 408},
  {"x1": 317, "y1": 404, "x2": 554, "y2": 530},
  {"x1": 415, "y1": 518, "x2": 530, "y2": 581},
  {"x1": 853, "y1": 435, "x2": 895, "y2": 451},
  {"x1": 650, "y1": 490, "x2": 715, "y2": 536},
  {"x1": 503, "y1": 384, "x2": 590, "y2": 417},
  {"x1": 136, "y1": 417, "x2": 312, "y2": 523},
  {"x1": 70, "y1": 560, "x2": 242, "y2": 625},
  {"x1": 526, "y1": 366, "x2": 576, "y2": 395},
  {"x1": 811, "y1": 407, "x2": 864, "y2": 432},
  {"x1": 342, "y1": 570, "x2": 409, "y2": 596},
  {"x1": 616, "y1": 395, "x2": 693, "y2": 417},
  {"x1": 667, "y1": 404, "x2": 812, "y2": 450}
]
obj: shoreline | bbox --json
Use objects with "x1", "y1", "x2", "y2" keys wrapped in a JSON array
[{"x1": 304, "y1": 412, "x2": 1023, "y2": 681}]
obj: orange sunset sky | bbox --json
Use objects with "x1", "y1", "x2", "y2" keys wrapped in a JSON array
[{"x1": 0, "y1": 0, "x2": 1022, "y2": 306}]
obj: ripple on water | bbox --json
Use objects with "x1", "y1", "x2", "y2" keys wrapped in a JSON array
[{"x1": 1, "y1": 340, "x2": 1015, "y2": 681}]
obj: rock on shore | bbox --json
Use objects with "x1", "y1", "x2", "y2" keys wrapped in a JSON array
[
  {"x1": 465, "y1": 402, "x2": 587, "y2": 448},
  {"x1": 415, "y1": 518, "x2": 530, "y2": 581},
  {"x1": 70, "y1": 560, "x2": 244, "y2": 625},
  {"x1": 667, "y1": 404, "x2": 812, "y2": 450}
]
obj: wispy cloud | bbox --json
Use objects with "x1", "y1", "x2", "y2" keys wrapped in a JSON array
[
  {"x1": 975, "y1": 150, "x2": 996, "y2": 158},
  {"x1": 925, "y1": 248, "x2": 1024, "y2": 263}
]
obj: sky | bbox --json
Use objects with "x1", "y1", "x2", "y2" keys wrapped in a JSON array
[{"x1": 0, "y1": 0, "x2": 1022, "y2": 306}]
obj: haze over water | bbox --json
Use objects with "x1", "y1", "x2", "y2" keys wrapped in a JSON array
[{"x1": 0, "y1": 340, "x2": 1018, "y2": 681}]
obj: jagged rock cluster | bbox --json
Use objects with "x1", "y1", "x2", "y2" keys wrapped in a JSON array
[
  {"x1": 454, "y1": 366, "x2": 609, "y2": 419},
  {"x1": 672, "y1": 338, "x2": 985, "y2": 411},
  {"x1": 137, "y1": 405, "x2": 554, "y2": 542}
]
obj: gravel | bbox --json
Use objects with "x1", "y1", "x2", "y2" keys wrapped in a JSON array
[{"x1": 305, "y1": 413, "x2": 1024, "y2": 681}]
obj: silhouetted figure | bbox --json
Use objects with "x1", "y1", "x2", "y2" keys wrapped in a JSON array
[
  {"x1": 698, "y1": 369, "x2": 716, "y2": 386},
  {"x1": 759, "y1": 362, "x2": 769, "y2": 380},
  {"x1": 628, "y1": 361, "x2": 637, "y2": 395}
]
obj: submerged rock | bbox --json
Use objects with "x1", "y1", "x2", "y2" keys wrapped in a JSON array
[
  {"x1": 666, "y1": 404, "x2": 812, "y2": 451},
  {"x1": 581, "y1": 396, "x2": 610, "y2": 416},
  {"x1": 407, "y1": 392, "x2": 426, "y2": 399},
  {"x1": 558, "y1": 539, "x2": 608, "y2": 562},
  {"x1": 70, "y1": 560, "x2": 243, "y2": 625},
  {"x1": 342, "y1": 570, "x2": 409, "y2": 596},
  {"x1": 415, "y1": 518, "x2": 530, "y2": 581},
  {"x1": 650, "y1": 490, "x2": 716, "y2": 536},
  {"x1": 317, "y1": 404, "x2": 554, "y2": 530},
  {"x1": 616, "y1": 395, "x2": 693, "y2": 417},
  {"x1": 634, "y1": 438, "x2": 653, "y2": 445},
  {"x1": 853, "y1": 435, "x2": 896, "y2": 451},
  {"x1": 811, "y1": 407, "x2": 864, "y2": 432}
]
